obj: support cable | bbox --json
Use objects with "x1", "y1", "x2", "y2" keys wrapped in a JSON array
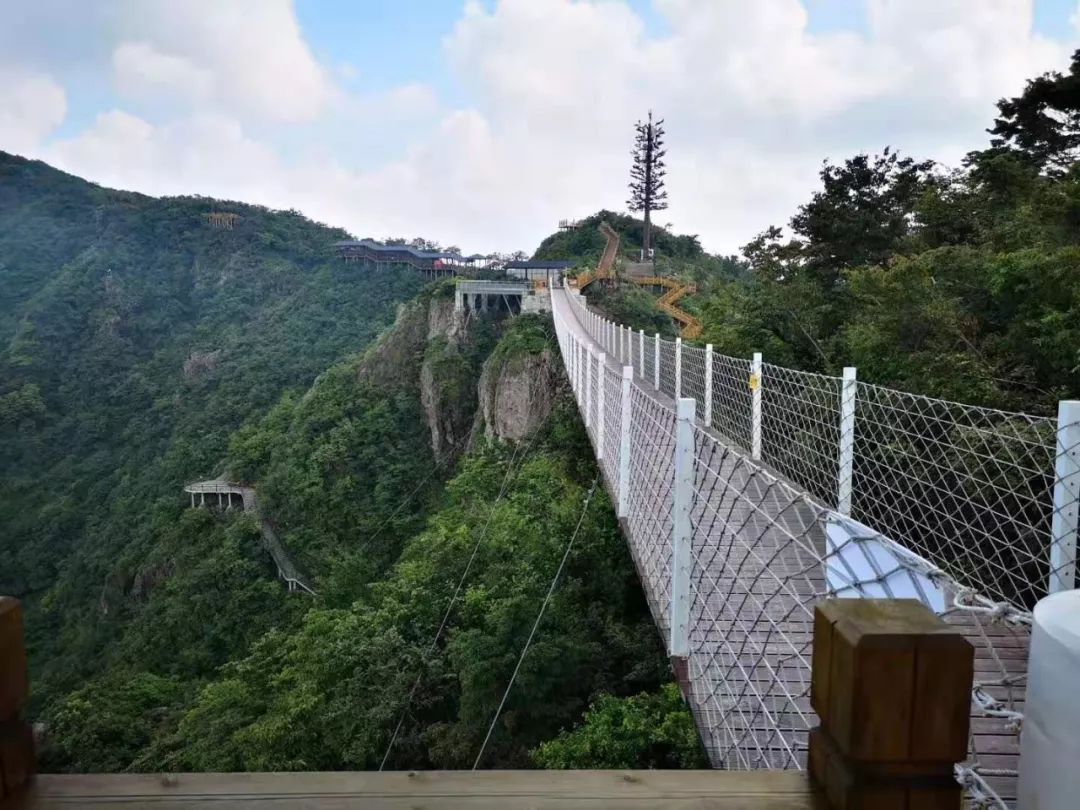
[
  {"x1": 472, "y1": 476, "x2": 600, "y2": 770},
  {"x1": 379, "y1": 409, "x2": 551, "y2": 771}
]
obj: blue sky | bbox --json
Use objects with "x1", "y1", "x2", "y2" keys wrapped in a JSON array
[{"x1": 2, "y1": 1, "x2": 1078, "y2": 253}]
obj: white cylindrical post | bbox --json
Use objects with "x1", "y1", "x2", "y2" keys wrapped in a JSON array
[
  {"x1": 674, "y1": 337, "x2": 683, "y2": 400},
  {"x1": 704, "y1": 344, "x2": 714, "y2": 428},
  {"x1": 585, "y1": 349, "x2": 594, "y2": 429},
  {"x1": 1018, "y1": 589, "x2": 1080, "y2": 807},
  {"x1": 751, "y1": 352, "x2": 763, "y2": 461},
  {"x1": 617, "y1": 366, "x2": 633, "y2": 518},
  {"x1": 638, "y1": 329, "x2": 645, "y2": 378},
  {"x1": 1049, "y1": 400, "x2": 1080, "y2": 593},
  {"x1": 837, "y1": 367, "x2": 858, "y2": 515},
  {"x1": 597, "y1": 353, "x2": 608, "y2": 461},
  {"x1": 654, "y1": 334, "x2": 661, "y2": 390},
  {"x1": 670, "y1": 397, "x2": 696, "y2": 658}
]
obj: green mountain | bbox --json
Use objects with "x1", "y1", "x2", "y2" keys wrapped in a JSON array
[
  {"x1": 0, "y1": 151, "x2": 426, "y2": 694},
  {"x1": 1, "y1": 154, "x2": 694, "y2": 773}
]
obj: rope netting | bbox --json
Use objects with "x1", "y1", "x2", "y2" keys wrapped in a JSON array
[{"x1": 551, "y1": 285, "x2": 1074, "y2": 809}]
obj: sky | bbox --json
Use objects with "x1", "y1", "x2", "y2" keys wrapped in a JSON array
[{"x1": 1, "y1": 0, "x2": 1078, "y2": 255}]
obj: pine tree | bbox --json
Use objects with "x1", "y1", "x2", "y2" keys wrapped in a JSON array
[{"x1": 627, "y1": 111, "x2": 668, "y2": 259}]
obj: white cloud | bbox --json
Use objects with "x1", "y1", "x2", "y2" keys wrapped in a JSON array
[
  {"x1": 0, "y1": 68, "x2": 67, "y2": 155},
  {"x1": 111, "y1": 0, "x2": 334, "y2": 123},
  {"x1": 112, "y1": 42, "x2": 214, "y2": 108},
  {"x1": 9, "y1": 0, "x2": 1080, "y2": 254}
]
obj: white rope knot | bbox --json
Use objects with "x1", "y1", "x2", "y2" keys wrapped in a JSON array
[{"x1": 952, "y1": 588, "x2": 1032, "y2": 626}]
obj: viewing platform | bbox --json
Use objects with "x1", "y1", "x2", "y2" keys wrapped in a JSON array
[
  {"x1": 455, "y1": 279, "x2": 551, "y2": 315},
  {"x1": 335, "y1": 240, "x2": 495, "y2": 277}
]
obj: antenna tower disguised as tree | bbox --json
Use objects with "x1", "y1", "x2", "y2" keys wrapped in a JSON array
[{"x1": 627, "y1": 111, "x2": 667, "y2": 259}]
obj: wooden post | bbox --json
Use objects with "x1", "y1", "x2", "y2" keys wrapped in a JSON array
[
  {"x1": 0, "y1": 598, "x2": 34, "y2": 800},
  {"x1": 809, "y1": 599, "x2": 973, "y2": 810}
]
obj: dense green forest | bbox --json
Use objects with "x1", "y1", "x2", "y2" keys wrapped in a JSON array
[{"x1": 0, "y1": 158, "x2": 691, "y2": 773}]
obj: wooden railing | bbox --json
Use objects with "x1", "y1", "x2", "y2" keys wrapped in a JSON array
[{"x1": 0, "y1": 597, "x2": 972, "y2": 808}]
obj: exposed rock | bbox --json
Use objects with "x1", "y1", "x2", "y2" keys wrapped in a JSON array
[
  {"x1": 421, "y1": 338, "x2": 476, "y2": 464},
  {"x1": 356, "y1": 299, "x2": 428, "y2": 392},
  {"x1": 184, "y1": 350, "x2": 222, "y2": 378},
  {"x1": 472, "y1": 347, "x2": 557, "y2": 444},
  {"x1": 427, "y1": 296, "x2": 465, "y2": 342},
  {"x1": 130, "y1": 560, "x2": 177, "y2": 602}
]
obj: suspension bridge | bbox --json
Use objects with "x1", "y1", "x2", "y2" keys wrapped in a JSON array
[
  {"x1": 2, "y1": 255, "x2": 1078, "y2": 809},
  {"x1": 549, "y1": 279, "x2": 1078, "y2": 809}
]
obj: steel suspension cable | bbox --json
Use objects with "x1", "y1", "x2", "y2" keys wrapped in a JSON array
[
  {"x1": 472, "y1": 476, "x2": 600, "y2": 770},
  {"x1": 379, "y1": 410, "x2": 553, "y2": 770}
]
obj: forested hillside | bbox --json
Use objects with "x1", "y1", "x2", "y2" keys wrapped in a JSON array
[
  {"x1": 1, "y1": 160, "x2": 696, "y2": 772},
  {"x1": 0, "y1": 153, "x2": 425, "y2": 739}
]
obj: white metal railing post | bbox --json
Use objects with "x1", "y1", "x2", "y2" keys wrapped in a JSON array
[
  {"x1": 751, "y1": 352, "x2": 763, "y2": 461},
  {"x1": 1049, "y1": 400, "x2": 1080, "y2": 593},
  {"x1": 704, "y1": 344, "x2": 714, "y2": 428},
  {"x1": 597, "y1": 353, "x2": 608, "y2": 462},
  {"x1": 572, "y1": 338, "x2": 579, "y2": 404},
  {"x1": 837, "y1": 367, "x2": 857, "y2": 515},
  {"x1": 617, "y1": 366, "x2": 632, "y2": 518},
  {"x1": 577, "y1": 341, "x2": 584, "y2": 404},
  {"x1": 638, "y1": 329, "x2": 644, "y2": 378},
  {"x1": 654, "y1": 334, "x2": 660, "y2": 390},
  {"x1": 670, "y1": 397, "x2": 696, "y2": 658},
  {"x1": 584, "y1": 348, "x2": 593, "y2": 429},
  {"x1": 674, "y1": 337, "x2": 683, "y2": 400}
]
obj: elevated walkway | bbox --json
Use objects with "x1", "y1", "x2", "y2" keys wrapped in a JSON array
[
  {"x1": 569, "y1": 224, "x2": 701, "y2": 339},
  {"x1": 185, "y1": 478, "x2": 314, "y2": 595}
]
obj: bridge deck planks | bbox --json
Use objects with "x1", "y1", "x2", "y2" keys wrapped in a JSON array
[
  {"x1": 551, "y1": 286, "x2": 1029, "y2": 806},
  {"x1": 4, "y1": 771, "x2": 823, "y2": 809}
]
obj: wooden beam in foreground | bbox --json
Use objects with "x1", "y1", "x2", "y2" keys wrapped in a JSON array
[{"x1": 5, "y1": 771, "x2": 822, "y2": 809}]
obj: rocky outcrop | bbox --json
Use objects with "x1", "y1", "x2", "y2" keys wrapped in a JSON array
[
  {"x1": 472, "y1": 347, "x2": 557, "y2": 444},
  {"x1": 427, "y1": 296, "x2": 464, "y2": 342},
  {"x1": 184, "y1": 350, "x2": 221, "y2": 378},
  {"x1": 420, "y1": 297, "x2": 475, "y2": 463},
  {"x1": 130, "y1": 560, "x2": 177, "y2": 602},
  {"x1": 356, "y1": 298, "x2": 430, "y2": 392}
]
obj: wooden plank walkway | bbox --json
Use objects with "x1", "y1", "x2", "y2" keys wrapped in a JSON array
[{"x1": 3, "y1": 772, "x2": 823, "y2": 809}]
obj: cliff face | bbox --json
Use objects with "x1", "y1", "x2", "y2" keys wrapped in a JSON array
[
  {"x1": 472, "y1": 344, "x2": 558, "y2": 444},
  {"x1": 358, "y1": 290, "x2": 557, "y2": 458}
]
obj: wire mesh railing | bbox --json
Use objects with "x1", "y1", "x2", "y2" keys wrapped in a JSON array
[
  {"x1": 551, "y1": 283, "x2": 1077, "y2": 808},
  {"x1": 560, "y1": 285, "x2": 1075, "y2": 612}
]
